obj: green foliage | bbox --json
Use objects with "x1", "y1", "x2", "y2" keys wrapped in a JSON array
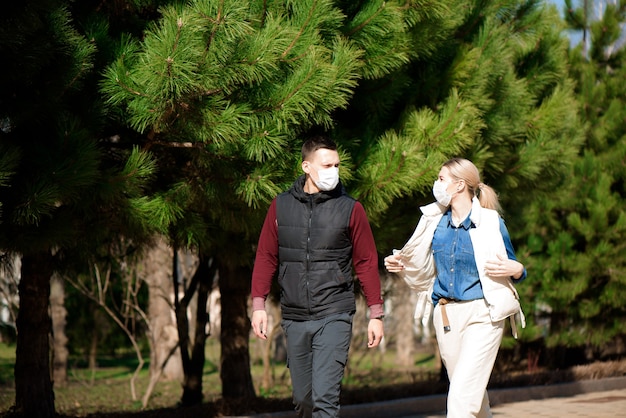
[
  {"x1": 340, "y1": 0, "x2": 581, "y2": 240},
  {"x1": 341, "y1": 0, "x2": 411, "y2": 79},
  {"x1": 0, "y1": 0, "x2": 609, "y2": 409},
  {"x1": 518, "y1": 0, "x2": 626, "y2": 351},
  {"x1": 99, "y1": 0, "x2": 416, "y2": 253},
  {"x1": 0, "y1": 1, "x2": 167, "y2": 256},
  {"x1": 97, "y1": 0, "x2": 583, "y2": 257}
]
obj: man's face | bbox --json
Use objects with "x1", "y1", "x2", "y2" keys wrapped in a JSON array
[
  {"x1": 302, "y1": 148, "x2": 340, "y2": 192},
  {"x1": 304, "y1": 148, "x2": 340, "y2": 174}
]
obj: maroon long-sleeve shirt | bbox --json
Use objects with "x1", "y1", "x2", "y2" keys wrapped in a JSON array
[{"x1": 251, "y1": 198, "x2": 384, "y2": 318}]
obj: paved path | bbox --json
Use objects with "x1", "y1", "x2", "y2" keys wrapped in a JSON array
[
  {"x1": 385, "y1": 388, "x2": 626, "y2": 417},
  {"x1": 488, "y1": 388, "x2": 626, "y2": 418},
  {"x1": 225, "y1": 376, "x2": 626, "y2": 418}
]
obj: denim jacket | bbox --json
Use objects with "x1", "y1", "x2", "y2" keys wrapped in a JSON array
[{"x1": 394, "y1": 198, "x2": 525, "y2": 337}]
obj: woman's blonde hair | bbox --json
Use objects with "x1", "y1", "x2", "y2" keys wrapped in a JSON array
[{"x1": 443, "y1": 158, "x2": 502, "y2": 213}]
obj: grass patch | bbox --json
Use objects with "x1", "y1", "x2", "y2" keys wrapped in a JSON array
[
  {"x1": 0, "y1": 343, "x2": 15, "y2": 387},
  {"x1": 0, "y1": 340, "x2": 227, "y2": 416},
  {"x1": 0, "y1": 338, "x2": 438, "y2": 416},
  {"x1": 2, "y1": 339, "x2": 624, "y2": 417}
]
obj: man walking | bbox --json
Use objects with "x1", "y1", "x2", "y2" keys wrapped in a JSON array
[{"x1": 251, "y1": 134, "x2": 384, "y2": 418}]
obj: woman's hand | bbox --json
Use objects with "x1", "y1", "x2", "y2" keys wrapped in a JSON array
[
  {"x1": 484, "y1": 254, "x2": 524, "y2": 279},
  {"x1": 384, "y1": 253, "x2": 404, "y2": 273}
]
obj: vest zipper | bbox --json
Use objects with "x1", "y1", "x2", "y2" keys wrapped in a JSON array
[{"x1": 306, "y1": 195, "x2": 313, "y2": 314}]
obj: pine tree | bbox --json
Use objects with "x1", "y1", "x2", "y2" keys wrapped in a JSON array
[
  {"x1": 334, "y1": 3, "x2": 584, "y2": 359},
  {"x1": 517, "y1": 0, "x2": 626, "y2": 365},
  {"x1": 101, "y1": 0, "x2": 584, "y2": 400},
  {"x1": 0, "y1": 2, "x2": 171, "y2": 416},
  {"x1": 339, "y1": 0, "x2": 583, "y2": 225},
  {"x1": 99, "y1": 0, "x2": 417, "y2": 401},
  {"x1": 0, "y1": 0, "x2": 589, "y2": 413}
]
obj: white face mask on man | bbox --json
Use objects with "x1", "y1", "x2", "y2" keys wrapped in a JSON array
[
  {"x1": 314, "y1": 166, "x2": 340, "y2": 191},
  {"x1": 432, "y1": 180, "x2": 453, "y2": 206}
]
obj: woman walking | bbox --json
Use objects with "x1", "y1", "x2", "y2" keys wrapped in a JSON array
[{"x1": 384, "y1": 158, "x2": 526, "y2": 417}]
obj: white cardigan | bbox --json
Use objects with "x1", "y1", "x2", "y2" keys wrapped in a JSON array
[{"x1": 393, "y1": 198, "x2": 525, "y2": 337}]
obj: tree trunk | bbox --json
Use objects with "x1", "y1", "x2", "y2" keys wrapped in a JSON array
[
  {"x1": 179, "y1": 254, "x2": 212, "y2": 406},
  {"x1": 89, "y1": 325, "x2": 99, "y2": 379},
  {"x1": 218, "y1": 257, "x2": 255, "y2": 399},
  {"x1": 0, "y1": 254, "x2": 20, "y2": 344},
  {"x1": 139, "y1": 237, "x2": 185, "y2": 407},
  {"x1": 394, "y1": 288, "x2": 416, "y2": 367},
  {"x1": 14, "y1": 250, "x2": 55, "y2": 418},
  {"x1": 50, "y1": 274, "x2": 68, "y2": 387},
  {"x1": 142, "y1": 238, "x2": 184, "y2": 383}
]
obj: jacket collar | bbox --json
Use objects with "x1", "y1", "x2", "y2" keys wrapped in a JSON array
[
  {"x1": 469, "y1": 197, "x2": 482, "y2": 226},
  {"x1": 289, "y1": 174, "x2": 345, "y2": 203}
]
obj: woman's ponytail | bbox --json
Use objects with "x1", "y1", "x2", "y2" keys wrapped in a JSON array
[
  {"x1": 444, "y1": 159, "x2": 502, "y2": 214},
  {"x1": 477, "y1": 182, "x2": 502, "y2": 213}
]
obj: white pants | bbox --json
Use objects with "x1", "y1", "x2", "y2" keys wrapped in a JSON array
[{"x1": 433, "y1": 299, "x2": 504, "y2": 418}]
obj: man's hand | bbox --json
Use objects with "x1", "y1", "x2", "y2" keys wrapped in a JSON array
[
  {"x1": 367, "y1": 318, "x2": 384, "y2": 348},
  {"x1": 251, "y1": 310, "x2": 268, "y2": 340}
]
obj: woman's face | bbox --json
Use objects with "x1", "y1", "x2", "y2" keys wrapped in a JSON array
[
  {"x1": 436, "y1": 166, "x2": 468, "y2": 205},
  {"x1": 437, "y1": 167, "x2": 457, "y2": 192}
]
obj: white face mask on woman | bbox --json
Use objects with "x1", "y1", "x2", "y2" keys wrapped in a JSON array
[
  {"x1": 432, "y1": 180, "x2": 453, "y2": 206},
  {"x1": 314, "y1": 166, "x2": 340, "y2": 191}
]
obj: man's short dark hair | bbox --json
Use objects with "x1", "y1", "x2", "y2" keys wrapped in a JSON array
[{"x1": 301, "y1": 135, "x2": 337, "y2": 161}]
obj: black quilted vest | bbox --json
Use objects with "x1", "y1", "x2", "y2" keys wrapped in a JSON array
[{"x1": 276, "y1": 175, "x2": 356, "y2": 320}]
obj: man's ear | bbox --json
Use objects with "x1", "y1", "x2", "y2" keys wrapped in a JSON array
[{"x1": 302, "y1": 160, "x2": 311, "y2": 174}]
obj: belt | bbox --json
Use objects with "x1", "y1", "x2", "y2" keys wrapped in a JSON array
[{"x1": 438, "y1": 298, "x2": 453, "y2": 332}]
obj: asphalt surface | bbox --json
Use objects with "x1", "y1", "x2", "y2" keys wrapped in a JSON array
[{"x1": 224, "y1": 376, "x2": 626, "y2": 418}]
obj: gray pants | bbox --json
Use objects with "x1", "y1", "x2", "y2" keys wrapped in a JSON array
[{"x1": 282, "y1": 312, "x2": 353, "y2": 418}]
